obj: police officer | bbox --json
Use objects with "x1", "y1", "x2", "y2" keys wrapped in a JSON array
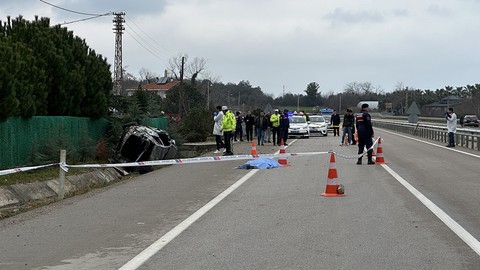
[
  {"x1": 356, "y1": 103, "x2": 375, "y2": 165},
  {"x1": 221, "y1": 106, "x2": 236, "y2": 156}
]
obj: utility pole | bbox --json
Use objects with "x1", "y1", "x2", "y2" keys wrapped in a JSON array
[
  {"x1": 113, "y1": 12, "x2": 125, "y2": 95},
  {"x1": 180, "y1": 56, "x2": 185, "y2": 84}
]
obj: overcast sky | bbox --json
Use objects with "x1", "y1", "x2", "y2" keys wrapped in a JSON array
[{"x1": 2, "y1": 0, "x2": 480, "y2": 97}]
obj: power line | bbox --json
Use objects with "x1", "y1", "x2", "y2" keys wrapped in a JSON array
[
  {"x1": 124, "y1": 21, "x2": 173, "y2": 60},
  {"x1": 60, "y1": 14, "x2": 111, "y2": 26},
  {"x1": 125, "y1": 14, "x2": 176, "y2": 56},
  {"x1": 39, "y1": 0, "x2": 108, "y2": 16},
  {"x1": 125, "y1": 30, "x2": 169, "y2": 63}
]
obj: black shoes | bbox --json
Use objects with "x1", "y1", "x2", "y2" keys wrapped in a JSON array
[
  {"x1": 223, "y1": 152, "x2": 234, "y2": 156},
  {"x1": 357, "y1": 159, "x2": 375, "y2": 165}
]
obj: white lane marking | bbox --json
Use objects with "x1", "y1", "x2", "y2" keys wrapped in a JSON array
[
  {"x1": 119, "y1": 140, "x2": 299, "y2": 269},
  {"x1": 119, "y1": 170, "x2": 261, "y2": 270},
  {"x1": 381, "y1": 164, "x2": 480, "y2": 256},
  {"x1": 378, "y1": 128, "x2": 480, "y2": 159}
]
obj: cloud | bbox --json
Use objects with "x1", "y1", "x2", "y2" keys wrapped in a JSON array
[
  {"x1": 425, "y1": 4, "x2": 453, "y2": 16},
  {"x1": 323, "y1": 8, "x2": 385, "y2": 25}
]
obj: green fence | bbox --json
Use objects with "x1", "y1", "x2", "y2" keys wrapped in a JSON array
[{"x1": 0, "y1": 116, "x2": 168, "y2": 168}]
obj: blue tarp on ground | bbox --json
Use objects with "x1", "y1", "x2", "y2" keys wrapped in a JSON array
[{"x1": 238, "y1": 158, "x2": 282, "y2": 170}]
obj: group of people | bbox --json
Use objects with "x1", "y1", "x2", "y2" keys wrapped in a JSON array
[
  {"x1": 212, "y1": 106, "x2": 291, "y2": 156},
  {"x1": 336, "y1": 105, "x2": 376, "y2": 165},
  {"x1": 213, "y1": 103, "x2": 377, "y2": 164}
]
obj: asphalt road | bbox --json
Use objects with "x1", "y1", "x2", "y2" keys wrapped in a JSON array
[{"x1": 1, "y1": 130, "x2": 479, "y2": 269}]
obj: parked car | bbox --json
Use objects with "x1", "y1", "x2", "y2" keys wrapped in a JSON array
[
  {"x1": 460, "y1": 115, "x2": 479, "y2": 127},
  {"x1": 288, "y1": 116, "x2": 310, "y2": 138},
  {"x1": 308, "y1": 115, "x2": 328, "y2": 136}
]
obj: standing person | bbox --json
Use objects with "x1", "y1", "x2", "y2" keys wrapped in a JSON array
[
  {"x1": 244, "y1": 111, "x2": 255, "y2": 142},
  {"x1": 280, "y1": 109, "x2": 290, "y2": 145},
  {"x1": 331, "y1": 110, "x2": 341, "y2": 136},
  {"x1": 265, "y1": 111, "x2": 272, "y2": 143},
  {"x1": 213, "y1": 106, "x2": 225, "y2": 153},
  {"x1": 445, "y1": 107, "x2": 457, "y2": 147},
  {"x1": 234, "y1": 111, "x2": 244, "y2": 142},
  {"x1": 355, "y1": 104, "x2": 375, "y2": 165},
  {"x1": 221, "y1": 106, "x2": 236, "y2": 156},
  {"x1": 270, "y1": 109, "x2": 281, "y2": 146},
  {"x1": 255, "y1": 111, "x2": 268, "y2": 146},
  {"x1": 341, "y1": 109, "x2": 354, "y2": 146}
]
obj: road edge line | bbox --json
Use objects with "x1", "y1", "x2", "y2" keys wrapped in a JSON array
[
  {"x1": 381, "y1": 164, "x2": 480, "y2": 256},
  {"x1": 118, "y1": 169, "x2": 260, "y2": 270}
]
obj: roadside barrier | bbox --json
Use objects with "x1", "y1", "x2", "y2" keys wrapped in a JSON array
[
  {"x1": 321, "y1": 152, "x2": 345, "y2": 197},
  {"x1": 277, "y1": 138, "x2": 290, "y2": 166}
]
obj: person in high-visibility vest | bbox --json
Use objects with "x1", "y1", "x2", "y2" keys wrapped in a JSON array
[
  {"x1": 270, "y1": 109, "x2": 281, "y2": 145},
  {"x1": 221, "y1": 106, "x2": 236, "y2": 156}
]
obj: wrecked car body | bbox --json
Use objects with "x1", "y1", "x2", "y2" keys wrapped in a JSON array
[{"x1": 114, "y1": 125, "x2": 177, "y2": 172}]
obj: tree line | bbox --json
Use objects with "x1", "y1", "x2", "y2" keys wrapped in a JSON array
[{"x1": 0, "y1": 16, "x2": 112, "y2": 122}]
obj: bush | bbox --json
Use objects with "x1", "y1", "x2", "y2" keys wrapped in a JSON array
[{"x1": 178, "y1": 108, "x2": 211, "y2": 142}]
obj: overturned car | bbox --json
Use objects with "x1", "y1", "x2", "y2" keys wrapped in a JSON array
[{"x1": 114, "y1": 125, "x2": 177, "y2": 173}]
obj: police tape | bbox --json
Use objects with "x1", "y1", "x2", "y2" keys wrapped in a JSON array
[
  {"x1": 65, "y1": 151, "x2": 331, "y2": 171},
  {"x1": 1, "y1": 137, "x2": 384, "y2": 176},
  {"x1": 0, "y1": 163, "x2": 59, "y2": 176},
  {"x1": 335, "y1": 137, "x2": 380, "y2": 160}
]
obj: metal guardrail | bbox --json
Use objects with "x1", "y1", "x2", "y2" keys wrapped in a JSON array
[{"x1": 373, "y1": 120, "x2": 480, "y2": 151}]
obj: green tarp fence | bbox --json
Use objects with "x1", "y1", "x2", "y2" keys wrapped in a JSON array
[{"x1": 0, "y1": 116, "x2": 168, "y2": 168}]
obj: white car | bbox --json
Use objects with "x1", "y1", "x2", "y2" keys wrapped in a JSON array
[
  {"x1": 308, "y1": 115, "x2": 328, "y2": 136},
  {"x1": 288, "y1": 116, "x2": 310, "y2": 138}
]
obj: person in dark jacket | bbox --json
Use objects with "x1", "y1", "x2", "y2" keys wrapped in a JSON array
[
  {"x1": 234, "y1": 111, "x2": 244, "y2": 142},
  {"x1": 255, "y1": 111, "x2": 268, "y2": 146},
  {"x1": 355, "y1": 104, "x2": 374, "y2": 165},
  {"x1": 341, "y1": 109, "x2": 354, "y2": 145},
  {"x1": 279, "y1": 109, "x2": 290, "y2": 145},
  {"x1": 331, "y1": 110, "x2": 341, "y2": 136},
  {"x1": 244, "y1": 111, "x2": 255, "y2": 142}
]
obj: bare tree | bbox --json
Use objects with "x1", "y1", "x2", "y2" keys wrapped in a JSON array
[
  {"x1": 139, "y1": 68, "x2": 158, "y2": 83},
  {"x1": 167, "y1": 54, "x2": 207, "y2": 85},
  {"x1": 188, "y1": 57, "x2": 207, "y2": 85},
  {"x1": 168, "y1": 53, "x2": 187, "y2": 80}
]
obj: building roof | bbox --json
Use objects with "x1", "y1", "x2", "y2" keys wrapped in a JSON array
[{"x1": 142, "y1": 80, "x2": 180, "y2": 91}]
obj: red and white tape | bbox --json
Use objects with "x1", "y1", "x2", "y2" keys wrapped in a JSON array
[{"x1": 1, "y1": 138, "x2": 384, "y2": 176}]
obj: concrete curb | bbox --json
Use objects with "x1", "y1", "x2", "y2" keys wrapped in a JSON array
[
  {"x1": 0, "y1": 168, "x2": 123, "y2": 219},
  {"x1": 0, "y1": 142, "x2": 218, "y2": 219}
]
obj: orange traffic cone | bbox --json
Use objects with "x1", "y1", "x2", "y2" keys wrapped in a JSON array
[
  {"x1": 321, "y1": 152, "x2": 345, "y2": 197},
  {"x1": 251, "y1": 140, "x2": 258, "y2": 156},
  {"x1": 278, "y1": 138, "x2": 289, "y2": 166},
  {"x1": 344, "y1": 133, "x2": 349, "y2": 145},
  {"x1": 375, "y1": 137, "x2": 387, "y2": 164}
]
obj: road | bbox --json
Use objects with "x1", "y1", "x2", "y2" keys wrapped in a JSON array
[{"x1": 1, "y1": 129, "x2": 479, "y2": 269}]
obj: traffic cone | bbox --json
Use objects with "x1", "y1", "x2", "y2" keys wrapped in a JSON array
[
  {"x1": 321, "y1": 152, "x2": 345, "y2": 197},
  {"x1": 251, "y1": 140, "x2": 258, "y2": 156},
  {"x1": 344, "y1": 133, "x2": 349, "y2": 145},
  {"x1": 375, "y1": 137, "x2": 387, "y2": 164},
  {"x1": 278, "y1": 138, "x2": 289, "y2": 166}
]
